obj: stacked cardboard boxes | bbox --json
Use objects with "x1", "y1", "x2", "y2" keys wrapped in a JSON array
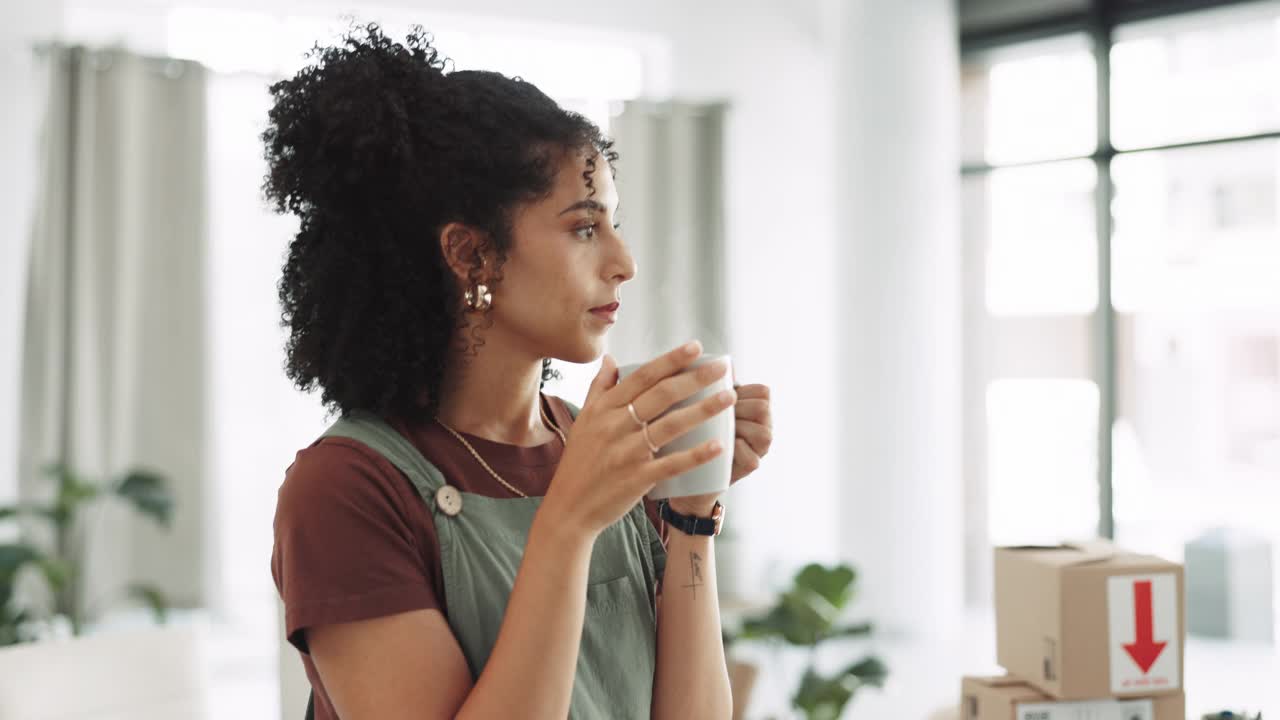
[{"x1": 962, "y1": 540, "x2": 1187, "y2": 720}]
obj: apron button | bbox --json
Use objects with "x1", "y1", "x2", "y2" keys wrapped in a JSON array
[{"x1": 436, "y1": 485, "x2": 463, "y2": 516}]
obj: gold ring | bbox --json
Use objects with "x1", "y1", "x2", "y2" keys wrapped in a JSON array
[
  {"x1": 627, "y1": 402, "x2": 646, "y2": 428},
  {"x1": 641, "y1": 423, "x2": 660, "y2": 457}
]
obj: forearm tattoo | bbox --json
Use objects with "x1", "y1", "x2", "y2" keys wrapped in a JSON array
[{"x1": 682, "y1": 551, "x2": 704, "y2": 599}]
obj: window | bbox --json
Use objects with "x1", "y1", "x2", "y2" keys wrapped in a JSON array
[
  {"x1": 986, "y1": 161, "x2": 1098, "y2": 315},
  {"x1": 962, "y1": 0, "x2": 1280, "y2": 710},
  {"x1": 1111, "y1": 2, "x2": 1280, "y2": 149},
  {"x1": 962, "y1": 34, "x2": 1097, "y2": 166}
]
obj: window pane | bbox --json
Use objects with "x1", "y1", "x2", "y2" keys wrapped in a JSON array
[
  {"x1": 962, "y1": 34, "x2": 1096, "y2": 166},
  {"x1": 987, "y1": 378, "x2": 1100, "y2": 545},
  {"x1": 1112, "y1": 1, "x2": 1280, "y2": 150},
  {"x1": 983, "y1": 160, "x2": 1098, "y2": 315},
  {"x1": 1112, "y1": 136, "x2": 1280, "y2": 646},
  {"x1": 1113, "y1": 139, "x2": 1280, "y2": 313}
]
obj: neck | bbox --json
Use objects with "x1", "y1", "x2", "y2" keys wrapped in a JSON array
[{"x1": 435, "y1": 332, "x2": 557, "y2": 447}]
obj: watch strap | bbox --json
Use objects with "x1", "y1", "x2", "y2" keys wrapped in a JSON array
[{"x1": 658, "y1": 499, "x2": 724, "y2": 537}]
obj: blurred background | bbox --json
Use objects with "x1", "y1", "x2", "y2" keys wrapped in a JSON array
[{"x1": 0, "y1": 0, "x2": 1277, "y2": 718}]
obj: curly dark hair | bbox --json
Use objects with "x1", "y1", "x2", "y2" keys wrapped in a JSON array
[{"x1": 262, "y1": 22, "x2": 619, "y2": 424}]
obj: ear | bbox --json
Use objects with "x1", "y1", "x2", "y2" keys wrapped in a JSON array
[{"x1": 438, "y1": 222, "x2": 494, "y2": 285}]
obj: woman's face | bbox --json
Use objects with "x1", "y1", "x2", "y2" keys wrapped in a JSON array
[{"x1": 484, "y1": 150, "x2": 636, "y2": 364}]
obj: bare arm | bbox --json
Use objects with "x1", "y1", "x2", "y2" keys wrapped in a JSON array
[
  {"x1": 651, "y1": 508, "x2": 733, "y2": 720},
  {"x1": 309, "y1": 510, "x2": 595, "y2": 720}
]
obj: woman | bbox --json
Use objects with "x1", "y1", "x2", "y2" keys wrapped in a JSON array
[{"x1": 267, "y1": 24, "x2": 773, "y2": 720}]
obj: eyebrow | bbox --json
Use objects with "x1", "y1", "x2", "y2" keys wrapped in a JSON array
[{"x1": 558, "y1": 199, "x2": 618, "y2": 216}]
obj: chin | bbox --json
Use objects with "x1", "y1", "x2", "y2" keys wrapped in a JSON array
[{"x1": 556, "y1": 335, "x2": 607, "y2": 365}]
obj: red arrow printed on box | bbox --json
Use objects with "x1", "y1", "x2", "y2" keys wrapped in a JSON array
[{"x1": 1122, "y1": 580, "x2": 1167, "y2": 673}]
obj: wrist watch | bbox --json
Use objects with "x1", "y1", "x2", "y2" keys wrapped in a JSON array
[{"x1": 658, "y1": 499, "x2": 726, "y2": 537}]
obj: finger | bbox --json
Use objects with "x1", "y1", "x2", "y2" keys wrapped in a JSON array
[
  {"x1": 642, "y1": 437, "x2": 725, "y2": 487},
  {"x1": 734, "y1": 383, "x2": 770, "y2": 401},
  {"x1": 647, "y1": 385, "x2": 736, "y2": 449},
  {"x1": 584, "y1": 354, "x2": 617, "y2": 408},
  {"x1": 607, "y1": 341, "x2": 703, "y2": 408},
  {"x1": 732, "y1": 437, "x2": 761, "y2": 474},
  {"x1": 734, "y1": 399, "x2": 770, "y2": 424},
  {"x1": 632, "y1": 357, "x2": 730, "y2": 422},
  {"x1": 735, "y1": 421, "x2": 772, "y2": 457}
]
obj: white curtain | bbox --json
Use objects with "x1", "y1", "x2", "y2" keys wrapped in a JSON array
[
  {"x1": 18, "y1": 44, "x2": 210, "y2": 619},
  {"x1": 607, "y1": 101, "x2": 731, "y2": 363}
]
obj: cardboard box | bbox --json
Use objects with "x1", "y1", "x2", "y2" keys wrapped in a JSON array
[
  {"x1": 962, "y1": 675, "x2": 1186, "y2": 720},
  {"x1": 995, "y1": 541, "x2": 1185, "y2": 699}
]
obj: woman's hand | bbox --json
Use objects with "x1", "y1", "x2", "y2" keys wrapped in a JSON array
[
  {"x1": 542, "y1": 341, "x2": 737, "y2": 540},
  {"x1": 729, "y1": 382, "x2": 772, "y2": 484},
  {"x1": 665, "y1": 380, "x2": 771, "y2": 516}
]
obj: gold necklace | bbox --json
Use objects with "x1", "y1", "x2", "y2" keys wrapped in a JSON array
[{"x1": 436, "y1": 400, "x2": 567, "y2": 498}]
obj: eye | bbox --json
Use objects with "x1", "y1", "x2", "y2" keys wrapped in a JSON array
[{"x1": 574, "y1": 221, "x2": 623, "y2": 241}]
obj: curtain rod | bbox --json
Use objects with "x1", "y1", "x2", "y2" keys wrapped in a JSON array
[{"x1": 29, "y1": 40, "x2": 202, "y2": 77}]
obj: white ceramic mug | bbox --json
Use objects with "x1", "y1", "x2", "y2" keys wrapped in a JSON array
[{"x1": 617, "y1": 354, "x2": 735, "y2": 500}]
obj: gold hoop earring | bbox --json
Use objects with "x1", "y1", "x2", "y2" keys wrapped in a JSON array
[{"x1": 464, "y1": 283, "x2": 492, "y2": 312}]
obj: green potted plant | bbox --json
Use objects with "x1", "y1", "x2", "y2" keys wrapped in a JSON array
[
  {"x1": 728, "y1": 563, "x2": 887, "y2": 720},
  {"x1": 0, "y1": 461, "x2": 173, "y2": 644}
]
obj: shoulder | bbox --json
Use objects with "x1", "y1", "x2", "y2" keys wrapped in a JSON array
[{"x1": 276, "y1": 436, "x2": 424, "y2": 532}]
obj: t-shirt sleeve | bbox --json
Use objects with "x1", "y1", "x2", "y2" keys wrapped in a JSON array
[{"x1": 272, "y1": 439, "x2": 438, "y2": 654}]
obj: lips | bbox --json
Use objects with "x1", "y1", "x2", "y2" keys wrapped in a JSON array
[{"x1": 591, "y1": 302, "x2": 620, "y2": 312}]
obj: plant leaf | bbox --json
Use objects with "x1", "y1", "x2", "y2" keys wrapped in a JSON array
[
  {"x1": 115, "y1": 470, "x2": 173, "y2": 528},
  {"x1": 739, "y1": 582, "x2": 855, "y2": 647},
  {"x1": 0, "y1": 543, "x2": 43, "y2": 610},
  {"x1": 48, "y1": 464, "x2": 100, "y2": 527},
  {"x1": 792, "y1": 667, "x2": 853, "y2": 720},
  {"x1": 33, "y1": 556, "x2": 70, "y2": 592},
  {"x1": 818, "y1": 621, "x2": 874, "y2": 643},
  {"x1": 781, "y1": 589, "x2": 839, "y2": 643},
  {"x1": 127, "y1": 583, "x2": 169, "y2": 624},
  {"x1": 61, "y1": 480, "x2": 99, "y2": 506},
  {"x1": 741, "y1": 597, "x2": 822, "y2": 646},
  {"x1": 794, "y1": 563, "x2": 856, "y2": 610},
  {"x1": 40, "y1": 461, "x2": 69, "y2": 482},
  {"x1": 791, "y1": 656, "x2": 888, "y2": 719},
  {"x1": 0, "y1": 544, "x2": 41, "y2": 586},
  {"x1": 0, "y1": 605, "x2": 33, "y2": 647},
  {"x1": 2, "y1": 501, "x2": 66, "y2": 525},
  {"x1": 842, "y1": 655, "x2": 889, "y2": 687}
]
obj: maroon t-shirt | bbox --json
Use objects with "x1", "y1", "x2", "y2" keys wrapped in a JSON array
[{"x1": 271, "y1": 393, "x2": 668, "y2": 719}]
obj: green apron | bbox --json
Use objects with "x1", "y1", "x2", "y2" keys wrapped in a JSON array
[{"x1": 302, "y1": 402, "x2": 666, "y2": 719}]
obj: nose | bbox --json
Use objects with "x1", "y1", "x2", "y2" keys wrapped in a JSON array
[{"x1": 607, "y1": 230, "x2": 637, "y2": 284}]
